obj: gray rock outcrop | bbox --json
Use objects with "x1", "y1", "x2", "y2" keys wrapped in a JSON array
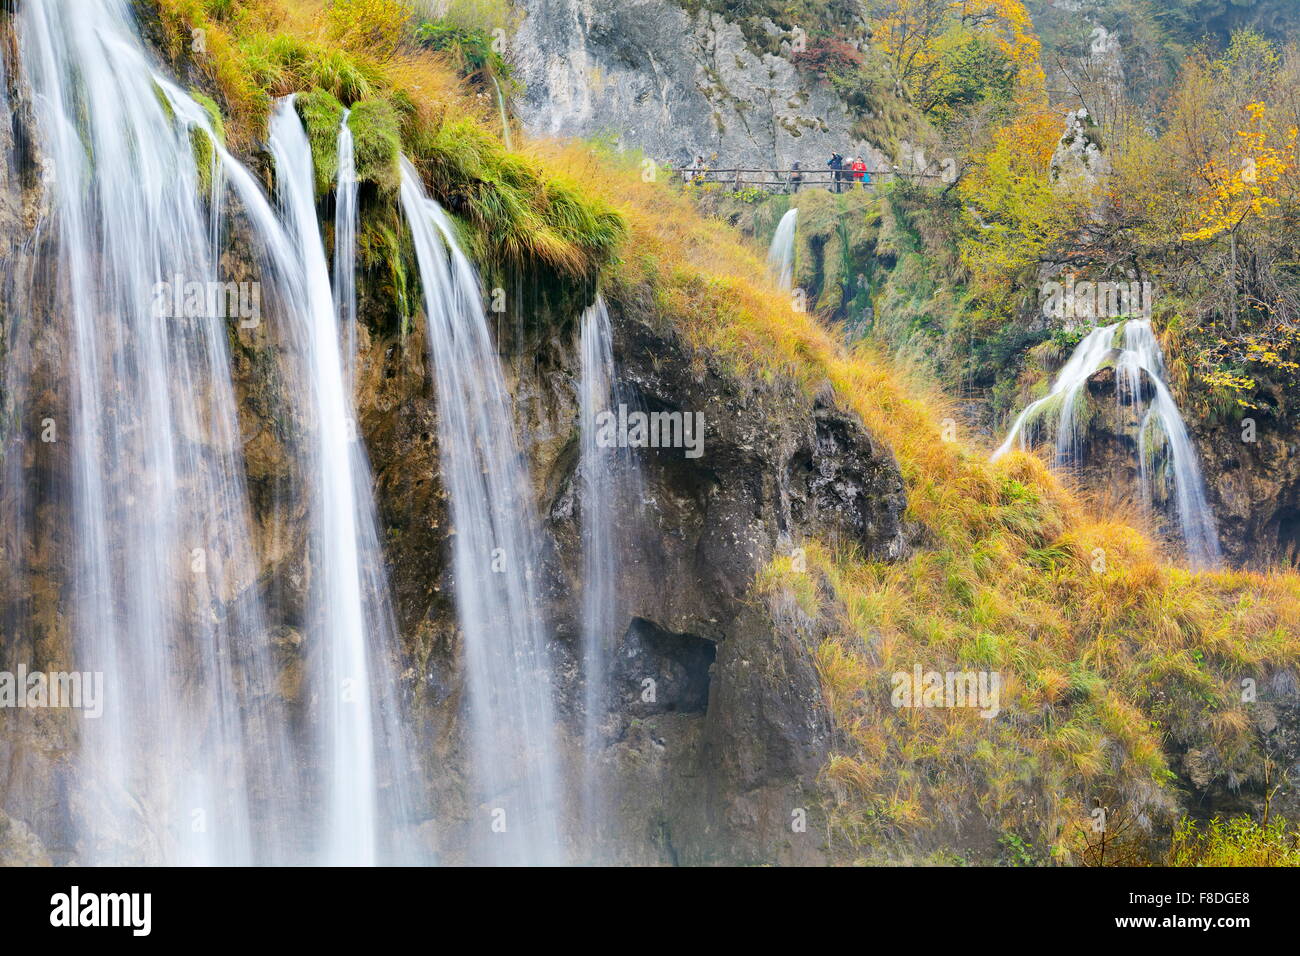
[{"x1": 511, "y1": 0, "x2": 886, "y2": 172}]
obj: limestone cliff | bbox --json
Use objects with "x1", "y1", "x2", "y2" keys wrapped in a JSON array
[{"x1": 511, "y1": 0, "x2": 889, "y2": 172}]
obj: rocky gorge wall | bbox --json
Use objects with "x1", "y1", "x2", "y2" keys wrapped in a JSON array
[{"x1": 510, "y1": 0, "x2": 889, "y2": 172}]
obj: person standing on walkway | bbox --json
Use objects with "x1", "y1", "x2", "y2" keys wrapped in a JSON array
[
  {"x1": 827, "y1": 152, "x2": 844, "y2": 193},
  {"x1": 790, "y1": 161, "x2": 803, "y2": 193},
  {"x1": 851, "y1": 156, "x2": 867, "y2": 188}
]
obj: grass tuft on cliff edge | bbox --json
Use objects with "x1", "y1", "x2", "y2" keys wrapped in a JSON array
[{"x1": 150, "y1": 0, "x2": 623, "y2": 282}]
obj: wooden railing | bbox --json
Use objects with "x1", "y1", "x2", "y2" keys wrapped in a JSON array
[{"x1": 670, "y1": 166, "x2": 946, "y2": 192}]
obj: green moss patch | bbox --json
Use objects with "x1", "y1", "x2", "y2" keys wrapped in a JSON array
[{"x1": 348, "y1": 99, "x2": 402, "y2": 194}]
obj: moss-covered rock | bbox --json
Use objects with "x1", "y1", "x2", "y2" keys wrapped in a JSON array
[
  {"x1": 347, "y1": 98, "x2": 402, "y2": 194},
  {"x1": 295, "y1": 88, "x2": 346, "y2": 199}
]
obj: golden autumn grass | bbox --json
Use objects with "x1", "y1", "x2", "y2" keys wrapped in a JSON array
[{"x1": 152, "y1": 0, "x2": 1300, "y2": 864}]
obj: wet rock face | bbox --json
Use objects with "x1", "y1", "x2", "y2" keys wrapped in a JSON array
[
  {"x1": 1167, "y1": 669, "x2": 1300, "y2": 825},
  {"x1": 511, "y1": 0, "x2": 886, "y2": 171},
  {"x1": 0, "y1": 809, "x2": 51, "y2": 866},
  {"x1": 1069, "y1": 363, "x2": 1150, "y2": 494},
  {"x1": 520, "y1": 304, "x2": 906, "y2": 863},
  {"x1": 1191, "y1": 399, "x2": 1300, "y2": 569},
  {"x1": 584, "y1": 314, "x2": 906, "y2": 639}
]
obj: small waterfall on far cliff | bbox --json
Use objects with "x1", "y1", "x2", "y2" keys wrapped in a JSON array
[
  {"x1": 993, "y1": 323, "x2": 1118, "y2": 466},
  {"x1": 490, "y1": 74, "x2": 514, "y2": 151},
  {"x1": 768, "y1": 208, "x2": 798, "y2": 291},
  {"x1": 993, "y1": 319, "x2": 1221, "y2": 568},
  {"x1": 399, "y1": 157, "x2": 564, "y2": 865},
  {"x1": 1117, "y1": 322, "x2": 1222, "y2": 568}
]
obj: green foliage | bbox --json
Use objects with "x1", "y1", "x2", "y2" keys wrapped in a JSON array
[
  {"x1": 959, "y1": 139, "x2": 1079, "y2": 286},
  {"x1": 414, "y1": 20, "x2": 511, "y2": 81},
  {"x1": 998, "y1": 831, "x2": 1039, "y2": 866},
  {"x1": 190, "y1": 126, "x2": 217, "y2": 195},
  {"x1": 153, "y1": 0, "x2": 627, "y2": 285},
  {"x1": 777, "y1": 189, "x2": 882, "y2": 322},
  {"x1": 926, "y1": 35, "x2": 1016, "y2": 126},
  {"x1": 357, "y1": 210, "x2": 415, "y2": 337},
  {"x1": 191, "y1": 89, "x2": 226, "y2": 143},
  {"x1": 1050, "y1": 323, "x2": 1092, "y2": 352},
  {"x1": 237, "y1": 31, "x2": 384, "y2": 107},
  {"x1": 1130, "y1": 0, "x2": 1300, "y2": 48},
  {"x1": 1168, "y1": 815, "x2": 1300, "y2": 866},
  {"x1": 413, "y1": 0, "x2": 514, "y2": 34},
  {"x1": 187, "y1": 89, "x2": 225, "y2": 196}
]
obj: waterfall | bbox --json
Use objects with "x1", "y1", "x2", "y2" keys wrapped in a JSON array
[
  {"x1": 398, "y1": 157, "x2": 564, "y2": 864},
  {"x1": 576, "y1": 295, "x2": 639, "y2": 852},
  {"x1": 330, "y1": 104, "x2": 423, "y2": 865},
  {"x1": 768, "y1": 208, "x2": 798, "y2": 291},
  {"x1": 993, "y1": 319, "x2": 1221, "y2": 568},
  {"x1": 335, "y1": 110, "x2": 359, "y2": 392},
  {"x1": 490, "y1": 74, "x2": 514, "y2": 151},
  {"x1": 9, "y1": 0, "x2": 419, "y2": 863},
  {"x1": 15, "y1": 0, "x2": 293, "y2": 863},
  {"x1": 993, "y1": 323, "x2": 1118, "y2": 466},
  {"x1": 1118, "y1": 322, "x2": 1222, "y2": 568},
  {"x1": 268, "y1": 97, "x2": 420, "y2": 864}
]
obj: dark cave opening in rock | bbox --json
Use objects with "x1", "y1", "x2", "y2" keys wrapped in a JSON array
[
  {"x1": 613, "y1": 618, "x2": 717, "y2": 716},
  {"x1": 1278, "y1": 506, "x2": 1300, "y2": 565}
]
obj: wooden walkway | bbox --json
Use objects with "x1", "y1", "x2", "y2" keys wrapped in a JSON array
[{"x1": 672, "y1": 166, "x2": 946, "y2": 192}]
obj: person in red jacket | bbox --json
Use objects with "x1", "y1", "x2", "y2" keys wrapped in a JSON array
[{"x1": 851, "y1": 156, "x2": 868, "y2": 187}]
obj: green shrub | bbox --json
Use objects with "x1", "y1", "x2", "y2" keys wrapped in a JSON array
[{"x1": 1168, "y1": 816, "x2": 1300, "y2": 866}]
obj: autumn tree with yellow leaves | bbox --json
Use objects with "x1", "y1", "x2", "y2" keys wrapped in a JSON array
[
  {"x1": 871, "y1": 0, "x2": 1045, "y2": 121},
  {"x1": 1118, "y1": 32, "x2": 1300, "y2": 408}
]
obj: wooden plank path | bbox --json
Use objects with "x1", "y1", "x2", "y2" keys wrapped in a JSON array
[{"x1": 671, "y1": 166, "x2": 946, "y2": 192}]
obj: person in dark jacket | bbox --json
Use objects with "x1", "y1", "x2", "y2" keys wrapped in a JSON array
[
  {"x1": 827, "y1": 152, "x2": 844, "y2": 193},
  {"x1": 789, "y1": 161, "x2": 803, "y2": 193}
]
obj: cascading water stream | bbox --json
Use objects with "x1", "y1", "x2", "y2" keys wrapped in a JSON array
[
  {"x1": 332, "y1": 103, "x2": 423, "y2": 865},
  {"x1": 1118, "y1": 322, "x2": 1222, "y2": 568},
  {"x1": 335, "y1": 110, "x2": 359, "y2": 392},
  {"x1": 992, "y1": 318, "x2": 1221, "y2": 568},
  {"x1": 267, "y1": 97, "x2": 378, "y2": 863},
  {"x1": 8, "y1": 0, "x2": 421, "y2": 863},
  {"x1": 15, "y1": 0, "x2": 292, "y2": 863},
  {"x1": 398, "y1": 157, "x2": 564, "y2": 865},
  {"x1": 767, "y1": 208, "x2": 798, "y2": 291},
  {"x1": 992, "y1": 323, "x2": 1118, "y2": 466},
  {"x1": 267, "y1": 97, "x2": 421, "y2": 864},
  {"x1": 576, "y1": 295, "x2": 641, "y2": 852},
  {"x1": 490, "y1": 74, "x2": 514, "y2": 151}
]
